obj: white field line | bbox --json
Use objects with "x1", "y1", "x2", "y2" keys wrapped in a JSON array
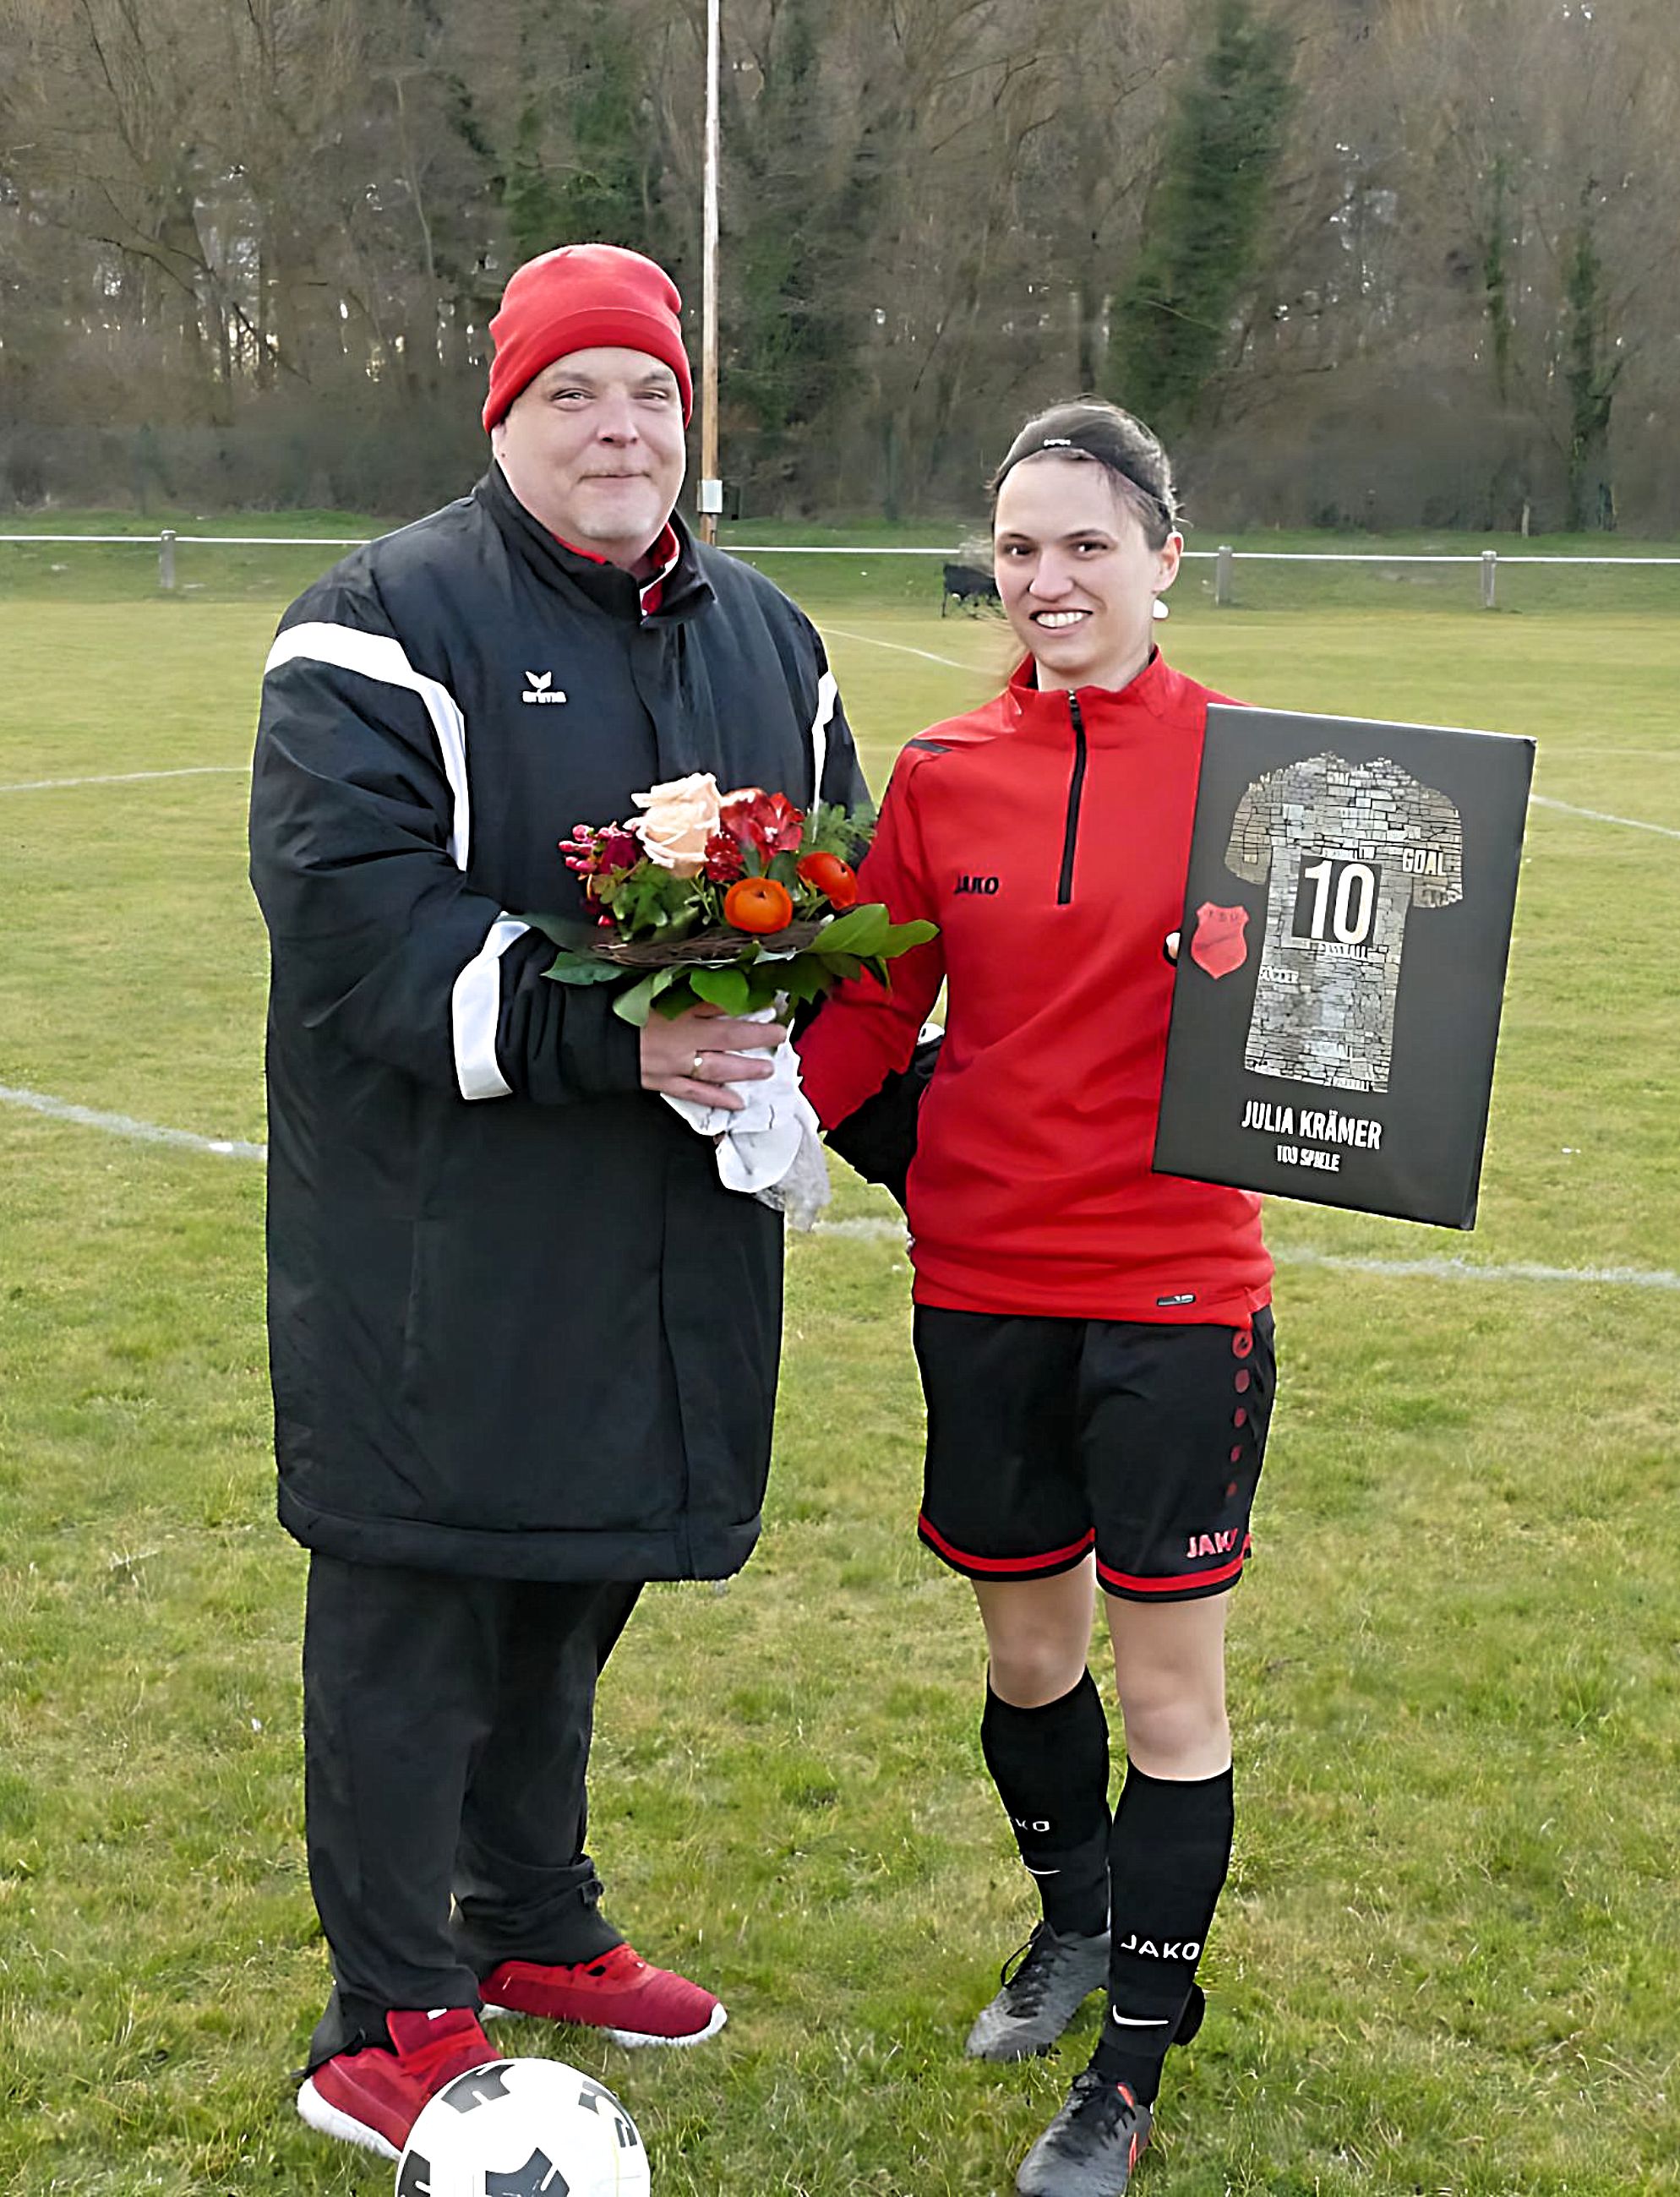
[
  {"x1": 823, "y1": 624, "x2": 993, "y2": 674},
  {"x1": 0, "y1": 765, "x2": 248, "y2": 793},
  {"x1": 1271, "y1": 1246, "x2": 1680, "y2": 1290},
  {"x1": 807, "y1": 1215, "x2": 1680, "y2": 1292},
  {"x1": 0, "y1": 1083, "x2": 265, "y2": 1160},
  {"x1": 825, "y1": 627, "x2": 1679, "y2": 839},
  {"x1": 5, "y1": 764, "x2": 1672, "y2": 848},
  {"x1": 1530, "y1": 793, "x2": 1680, "y2": 841},
  {"x1": 3, "y1": 1082, "x2": 1672, "y2": 1292}
]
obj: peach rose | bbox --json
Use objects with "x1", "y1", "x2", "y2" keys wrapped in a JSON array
[{"x1": 632, "y1": 772, "x2": 723, "y2": 875}]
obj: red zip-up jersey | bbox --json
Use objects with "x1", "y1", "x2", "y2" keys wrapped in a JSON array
[{"x1": 798, "y1": 650, "x2": 1273, "y2": 1322}]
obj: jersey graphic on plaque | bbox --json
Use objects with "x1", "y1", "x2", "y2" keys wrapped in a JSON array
[
  {"x1": 1225, "y1": 751, "x2": 1463, "y2": 1094},
  {"x1": 1154, "y1": 709, "x2": 1532, "y2": 1229}
]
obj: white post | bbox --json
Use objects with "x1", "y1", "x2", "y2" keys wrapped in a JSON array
[
  {"x1": 1481, "y1": 548, "x2": 1497, "y2": 610},
  {"x1": 1214, "y1": 544, "x2": 1234, "y2": 608},
  {"x1": 698, "y1": 0, "x2": 722, "y2": 545},
  {"x1": 159, "y1": 529, "x2": 177, "y2": 591}
]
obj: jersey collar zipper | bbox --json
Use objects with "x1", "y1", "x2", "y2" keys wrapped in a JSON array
[{"x1": 1057, "y1": 690, "x2": 1088, "y2": 906}]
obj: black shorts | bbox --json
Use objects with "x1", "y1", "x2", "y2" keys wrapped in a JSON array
[{"x1": 912, "y1": 1304, "x2": 1276, "y2": 1602}]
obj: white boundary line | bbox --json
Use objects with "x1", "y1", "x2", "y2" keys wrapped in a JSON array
[
  {"x1": 824, "y1": 627, "x2": 1679, "y2": 842},
  {"x1": 4, "y1": 762, "x2": 1673, "y2": 848},
  {"x1": 3, "y1": 1082, "x2": 1672, "y2": 1292},
  {"x1": 1530, "y1": 793, "x2": 1680, "y2": 841},
  {"x1": 807, "y1": 1215, "x2": 1680, "y2": 1291},
  {"x1": 1271, "y1": 1245, "x2": 1680, "y2": 1290},
  {"x1": 0, "y1": 1083, "x2": 265, "y2": 1159},
  {"x1": 823, "y1": 623, "x2": 992, "y2": 674},
  {"x1": 0, "y1": 765, "x2": 248, "y2": 793}
]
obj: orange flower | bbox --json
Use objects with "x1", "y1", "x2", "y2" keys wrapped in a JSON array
[{"x1": 723, "y1": 875, "x2": 795, "y2": 934}]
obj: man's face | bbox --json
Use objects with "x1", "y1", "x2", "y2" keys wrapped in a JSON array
[{"x1": 492, "y1": 347, "x2": 687, "y2": 570}]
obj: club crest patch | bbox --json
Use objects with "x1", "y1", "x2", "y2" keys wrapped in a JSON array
[{"x1": 1190, "y1": 902, "x2": 1250, "y2": 979}]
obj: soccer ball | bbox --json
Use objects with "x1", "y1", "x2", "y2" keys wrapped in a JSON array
[{"x1": 395, "y1": 2057, "x2": 652, "y2": 2197}]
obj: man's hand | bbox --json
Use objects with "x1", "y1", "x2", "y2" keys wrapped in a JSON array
[{"x1": 641, "y1": 1003, "x2": 789, "y2": 1112}]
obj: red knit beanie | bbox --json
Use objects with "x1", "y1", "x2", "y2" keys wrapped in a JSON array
[{"x1": 483, "y1": 243, "x2": 693, "y2": 430}]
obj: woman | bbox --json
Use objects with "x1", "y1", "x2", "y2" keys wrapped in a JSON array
[{"x1": 796, "y1": 401, "x2": 1275, "y2": 2197}]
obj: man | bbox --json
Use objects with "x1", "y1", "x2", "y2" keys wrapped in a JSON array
[{"x1": 248, "y1": 242, "x2": 867, "y2": 2161}]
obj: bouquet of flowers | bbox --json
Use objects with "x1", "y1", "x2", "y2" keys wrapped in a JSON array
[{"x1": 533, "y1": 772, "x2": 935, "y2": 1026}]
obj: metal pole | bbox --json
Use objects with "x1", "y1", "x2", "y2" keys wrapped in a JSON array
[
  {"x1": 1214, "y1": 544, "x2": 1234, "y2": 608},
  {"x1": 697, "y1": 0, "x2": 722, "y2": 546},
  {"x1": 1481, "y1": 548, "x2": 1497, "y2": 610},
  {"x1": 159, "y1": 529, "x2": 177, "y2": 591}
]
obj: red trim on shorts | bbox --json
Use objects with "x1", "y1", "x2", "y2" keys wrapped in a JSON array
[
  {"x1": 917, "y1": 1512, "x2": 1095, "y2": 1576},
  {"x1": 1096, "y1": 1533, "x2": 1252, "y2": 1597}
]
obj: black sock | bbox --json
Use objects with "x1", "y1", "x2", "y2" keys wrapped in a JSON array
[
  {"x1": 979, "y1": 1672, "x2": 1110, "y2": 1938},
  {"x1": 1089, "y1": 1761, "x2": 1233, "y2": 2105}
]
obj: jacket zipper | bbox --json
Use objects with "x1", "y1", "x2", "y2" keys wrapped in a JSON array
[{"x1": 1057, "y1": 691, "x2": 1088, "y2": 905}]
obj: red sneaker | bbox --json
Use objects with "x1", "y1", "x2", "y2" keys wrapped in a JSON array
[
  {"x1": 481, "y1": 1943, "x2": 727, "y2": 2047},
  {"x1": 296, "y1": 2006, "x2": 501, "y2": 2159}
]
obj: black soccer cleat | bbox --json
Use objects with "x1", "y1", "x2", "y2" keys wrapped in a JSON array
[
  {"x1": 1015, "y1": 2071, "x2": 1153, "y2": 2197},
  {"x1": 965, "y1": 1922, "x2": 1110, "y2": 2061}
]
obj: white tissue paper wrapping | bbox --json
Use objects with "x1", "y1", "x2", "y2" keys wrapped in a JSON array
[{"x1": 662, "y1": 1007, "x2": 831, "y2": 1229}]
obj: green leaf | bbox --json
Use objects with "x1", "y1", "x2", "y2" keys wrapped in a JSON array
[
  {"x1": 813, "y1": 951, "x2": 865, "y2": 984},
  {"x1": 520, "y1": 910, "x2": 603, "y2": 951},
  {"x1": 544, "y1": 955, "x2": 625, "y2": 987},
  {"x1": 540, "y1": 945, "x2": 628, "y2": 989},
  {"x1": 803, "y1": 801, "x2": 874, "y2": 858},
  {"x1": 880, "y1": 918, "x2": 938, "y2": 953},
  {"x1": 612, "y1": 969, "x2": 678, "y2": 1027},
  {"x1": 689, "y1": 966, "x2": 753, "y2": 1015},
  {"x1": 815, "y1": 902, "x2": 891, "y2": 957},
  {"x1": 778, "y1": 959, "x2": 834, "y2": 1006}
]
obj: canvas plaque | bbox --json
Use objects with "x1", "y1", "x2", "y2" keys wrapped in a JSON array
[{"x1": 1154, "y1": 705, "x2": 1534, "y2": 1228}]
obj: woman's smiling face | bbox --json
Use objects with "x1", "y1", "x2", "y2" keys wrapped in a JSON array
[{"x1": 993, "y1": 455, "x2": 1181, "y2": 694}]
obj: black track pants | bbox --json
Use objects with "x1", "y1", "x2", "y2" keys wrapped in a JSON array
[{"x1": 302, "y1": 1555, "x2": 641, "y2": 2063}]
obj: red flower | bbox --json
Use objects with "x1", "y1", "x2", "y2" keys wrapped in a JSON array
[
  {"x1": 719, "y1": 788, "x2": 805, "y2": 859},
  {"x1": 562, "y1": 824, "x2": 641, "y2": 880},
  {"x1": 797, "y1": 850, "x2": 859, "y2": 908},
  {"x1": 702, "y1": 831, "x2": 746, "y2": 883}
]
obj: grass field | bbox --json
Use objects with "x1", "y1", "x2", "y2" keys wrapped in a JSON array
[{"x1": 1, "y1": 528, "x2": 1677, "y2": 2195}]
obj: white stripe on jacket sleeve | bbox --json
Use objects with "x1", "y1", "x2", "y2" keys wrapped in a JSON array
[
  {"x1": 809, "y1": 668, "x2": 839, "y2": 806},
  {"x1": 451, "y1": 914, "x2": 532, "y2": 1101},
  {"x1": 265, "y1": 622, "x2": 473, "y2": 870}
]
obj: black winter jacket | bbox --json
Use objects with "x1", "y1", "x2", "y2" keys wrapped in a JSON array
[{"x1": 249, "y1": 466, "x2": 867, "y2": 1579}]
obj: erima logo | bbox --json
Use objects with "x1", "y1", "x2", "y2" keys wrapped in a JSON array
[
  {"x1": 1157, "y1": 1292, "x2": 1196, "y2": 1308},
  {"x1": 954, "y1": 874, "x2": 1001, "y2": 896},
  {"x1": 521, "y1": 671, "x2": 568, "y2": 705}
]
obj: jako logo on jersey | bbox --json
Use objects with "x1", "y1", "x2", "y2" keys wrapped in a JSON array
[
  {"x1": 1011, "y1": 1814, "x2": 1052, "y2": 1834},
  {"x1": 1115, "y1": 1935, "x2": 1202, "y2": 1960},
  {"x1": 954, "y1": 874, "x2": 1001, "y2": 896},
  {"x1": 1186, "y1": 1528, "x2": 1241, "y2": 1561},
  {"x1": 521, "y1": 671, "x2": 568, "y2": 705}
]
